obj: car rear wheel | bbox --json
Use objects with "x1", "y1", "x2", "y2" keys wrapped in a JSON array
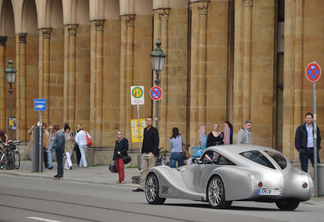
[
  {"x1": 145, "y1": 173, "x2": 166, "y2": 204},
  {"x1": 207, "y1": 175, "x2": 232, "y2": 209},
  {"x1": 275, "y1": 199, "x2": 300, "y2": 211}
]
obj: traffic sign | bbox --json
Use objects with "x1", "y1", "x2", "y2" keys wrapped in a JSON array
[
  {"x1": 305, "y1": 62, "x2": 321, "y2": 82},
  {"x1": 34, "y1": 99, "x2": 47, "y2": 111},
  {"x1": 131, "y1": 86, "x2": 144, "y2": 105},
  {"x1": 150, "y1": 86, "x2": 163, "y2": 101}
]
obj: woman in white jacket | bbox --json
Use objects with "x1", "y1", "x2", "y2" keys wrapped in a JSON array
[{"x1": 75, "y1": 125, "x2": 91, "y2": 167}]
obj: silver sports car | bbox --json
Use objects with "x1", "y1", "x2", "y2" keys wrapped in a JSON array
[{"x1": 145, "y1": 144, "x2": 313, "y2": 210}]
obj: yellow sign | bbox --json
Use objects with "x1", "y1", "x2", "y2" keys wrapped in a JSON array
[
  {"x1": 131, "y1": 119, "x2": 146, "y2": 143},
  {"x1": 9, "y1": 119, "x2": 14, "y2": 126}
]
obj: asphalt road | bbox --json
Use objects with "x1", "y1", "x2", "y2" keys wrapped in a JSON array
[{"x1": 1, "y1": 174, "x2": 324, "y2": 222}]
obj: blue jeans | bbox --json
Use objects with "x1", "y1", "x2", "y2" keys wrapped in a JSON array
[
  {"x1": 48, "y1": 149, "x2": 55, "y2": 168},
  {"x1": 79, "y1": 145, "x2": 88, "y2": 167},
  {"x1": 299, "y1": 149, "x2": 320, "y2": 172},
  {"x1": 170, "y1": 152, "x2": 184, "y2": 168}
]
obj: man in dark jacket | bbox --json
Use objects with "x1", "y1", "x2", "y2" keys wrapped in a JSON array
[
  {"x1": 52, "y1": 125, "x2": 65, "y2": 178},
  {"x1": 113, "y1": 130, "x2": 128, "y2": 184},
  {"x1": 295, "y1": 112, "x2": 321, "y2": 172},
  {"x1": 133, "y1": 116, "x2": 159, "y2": 192}
]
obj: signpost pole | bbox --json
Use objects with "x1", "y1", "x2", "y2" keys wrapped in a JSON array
[
  {"x1": 137, "y1": 103, "x2": 141, "y2": 153},
  {"x1": 314, "y1": 82, "x2": 318, "y2": 198},
  {"x1": 39, "y1": 111, "x2": 42, "y2": 172}
]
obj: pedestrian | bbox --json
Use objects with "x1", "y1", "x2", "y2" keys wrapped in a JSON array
[
  {"x1": 169, "y1": 127, "x2": 184, "y2": 168},
  {"x1": 52, "y1": 125, "x2": 65, "y2": 178},
  {"x1": 61, "y1": 122, "x2": 73, "y2": 133},
  {"x1": 237, "y1": 120, "x2": 253, "y2": 144},
  {"x1": 42, "y1": 123, "x2": 50, "y2": 169},
  {"x1": 75, "y1": 124, "x2": 91, "y2": 168},
  {"x1": 0, "y1": 129, "x2": 8, "y2": 154},
  {"x1": 113, "y1": 130, "x2": 129, "y2": 184},
  {"x1": 47, "y1": 126, "x2": 55, "y2": 170},
  {"x1": 64, "y1": 126, "x2": 74, "y2": 170},
  {"x1": 224, "y1": 121, "x2": 233, "y2": 144},
  {"x1": 206, "y1": 123, "x2": 224, "y2": 148},
  {"x1": 133, "y1": 116, "x2": 159, "y2": 192},
  {"x1": 295, "y1": 112, "x2": 321, "y2": 172},
  {"x1": 74, "y1": 124, "x2": 82, "y2": 166}
]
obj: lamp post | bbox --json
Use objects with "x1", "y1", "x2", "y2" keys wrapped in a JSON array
[
  {"x1": 4, "y1": 59, "x2": 17, "y2": 140},
  {"x1": 150, "y1": 39, "x2": 166, "y2": 129}
]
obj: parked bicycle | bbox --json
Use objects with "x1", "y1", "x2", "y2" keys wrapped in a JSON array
[
  {"x1": 0, "y1": 140, "x2": 21, "y2": 170},
  {"x1": 155, "y1": 147, "x2": 170, "y2": 166}
]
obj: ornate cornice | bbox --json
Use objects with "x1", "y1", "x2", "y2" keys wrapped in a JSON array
[
  {"x1": 198, "y1": 2, "x2": 209, "y2": 15},
  {"x1": 159, "y1": 8, "x2": 170, "y2": 21},
  {"x1": 0, "y1": 36, "x2": 7, "y2": 46},
  {"x1": 243, "y1": 0, "x2": 253, "y2": 7},
  {"x1": 126, "y1": 15, "x2": 135, "y2": 27},
  {"x1": 42, "y1": 28, "x2": 52, "y2": 39},
  {"x1": 19, "y1": 33, "x2": 27, "y2": 43},
  {"x1": 95, "y1": 20, "x2": 105, "y2": 31},
  {"x1": 68, "y1": 24, "x2": 78, "y2": 36}
]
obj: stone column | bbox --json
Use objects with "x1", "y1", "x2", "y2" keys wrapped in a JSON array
[
  {"x1": 95, "y1": 20, "x2": 104, "y2": 146},
  {"x1": 158, "y1": 8, "x2": 170, "y2": 149},
  {"x1": 0, "y1": 36, "x2": 7, "y2": 130},
  {"x1": 283, "y1": 0, "x2": 303, "y2": 161},
  {"x1": 120, "y1": 15, "x2": 135, "y2": 141},
  {"x1": 189, "y1": 2, "x2": 209, "y2": 146},
  {"x1": 68, "y1": 25, "x2": 78, "y2": 130},
  {"x1": 18, "y1": 33, "x2": 27, "y2": 140},
  {"x1": 90, "y1": 21, "x2": 96, "y2": 139},
  {"x1": 242, "y1": 0, "x2": 253, "y2": 121},
  {"x1": 42, "y1": 28, "x2": 52, "y2": 125},
  {"x1": 198, "y1": 2, "x2": 208, "y2": 126},
  {"x1": 63, "y1": 25, "x2": 69, "y2": 122}
]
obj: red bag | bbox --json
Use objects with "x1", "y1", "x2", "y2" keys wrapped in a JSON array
[{"x1": 86, "y1": 131, "x2": 92, "y2": 146}]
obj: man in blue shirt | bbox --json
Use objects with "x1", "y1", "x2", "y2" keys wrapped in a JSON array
[
  {"x1": 52, "y1": 125, "x2": 65, "y2": 178},
  {"x1": 295, "y1": 112, "x2": 321, "y2": 172}
]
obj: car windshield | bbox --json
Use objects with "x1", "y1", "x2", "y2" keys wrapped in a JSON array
[
  {"x1": 239, "y1": 150, "x2": 276, "y2": 169},
  {"x1": 265, "y1": 151, "x2": 287, "y2": 170}
]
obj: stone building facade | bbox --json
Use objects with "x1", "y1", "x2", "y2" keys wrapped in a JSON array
[{"x1": 0, "y1": 0, "x2": 323, "y2": 163}]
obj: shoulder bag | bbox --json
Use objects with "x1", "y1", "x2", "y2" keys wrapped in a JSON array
[
  {"x1": 85, "y1": 131, "x2": 92, "y2": 146},
  {"x1": 122, "y1": 154, "x2": 132, "y2": 164}
]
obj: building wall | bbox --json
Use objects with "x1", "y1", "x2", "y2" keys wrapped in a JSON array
[{"x1": 0, "y1": 0, "x2": 323, "y2": 163}]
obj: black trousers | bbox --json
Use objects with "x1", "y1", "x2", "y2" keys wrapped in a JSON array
[
  {"x1": 55, "y1": 148, "x2": 64, "y2": 176},
  {"x1": 43, "y1": 149, "x2": 48, "y2": 168},
  {"x1": 75, "y1": 144, "x2": 81, "y2": 165}
]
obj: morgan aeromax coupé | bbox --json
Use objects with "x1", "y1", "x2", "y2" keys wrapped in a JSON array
[{"x1": 145, "y1": 145, "x2": 313, "y2": 210}]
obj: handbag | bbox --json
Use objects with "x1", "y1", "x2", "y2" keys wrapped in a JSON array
[
  {"x1": 182, "y1": 144, "x2": 191, "y2": 159},
  {"x1": 109, "y1": 162, "x2": 118, "y2": 173},
  {"x1": 85, "y1": 131, "x2": 92, "y2": 146},
  {"x1": 122, "y1": 154, "x2": 132, "y2": 164}
]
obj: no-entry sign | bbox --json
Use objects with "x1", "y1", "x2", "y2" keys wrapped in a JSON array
[
  {"x1": 305, "y1": 62, "x2": 321, "y2": 82},
  {"x1": 150, "y1": 86, "x2": 163, "y2": 101}
]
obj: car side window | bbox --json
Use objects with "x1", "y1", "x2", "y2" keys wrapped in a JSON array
[
  {"x1": 240, "y1": 150, "x2": 275, "y2": 169},
  {"x1": 218, "y1": 155, "x2": 235, "y2": 165}
]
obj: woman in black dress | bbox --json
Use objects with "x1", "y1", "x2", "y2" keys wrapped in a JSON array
[{"x1": 206, "y1": 123, "x2": 224, "y2": 148}]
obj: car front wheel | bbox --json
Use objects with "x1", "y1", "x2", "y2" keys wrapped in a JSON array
[
  {"x1": 207, "y1": 175, "x2": 232, "y2": 209},
  {"x1": 275, "y1": 199, "x2": 300, "y2": 211},
  {"x1": 145, "y1": 173, "x2": 166, "y2": 204}
]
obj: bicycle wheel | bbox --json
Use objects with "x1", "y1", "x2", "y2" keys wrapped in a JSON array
[
  {"x1": 27, "y1": 140, "x2": 32, "y2": 161},
  {"x1": 14, "y1": 151, "x2": 20, "y2": 169},
  {"x1": 0, "y1": 153, "x2": 7, "y2": 170}
]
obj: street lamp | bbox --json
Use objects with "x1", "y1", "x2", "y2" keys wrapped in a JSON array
[
  {"x1": 4, "y1": 58, "x2": 17, "y2": 140},
  {"x1": 150, "y1": 38, "x2": 166, "y2": 129}
]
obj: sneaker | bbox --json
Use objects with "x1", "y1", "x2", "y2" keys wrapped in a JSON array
[
  {"x1": 70, "y1": 166, "x2": 72, "y2": 170},
  {"x1": 132, "y1": 188, "x2": 144, "y2": 192},
  {"x1": 64, "y1": 167, "x2": 69, "y2": 170},
  {"x1": 120, "y1": 181, "x2": 125, "y2": 184},
  {"x1": 116, "y1": 181, "x2": 121, "y2": 184}
]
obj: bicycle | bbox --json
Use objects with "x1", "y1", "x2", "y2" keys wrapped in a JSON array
[{"x1": 0, "y1": 140, "x2": 21, "y2": 170}]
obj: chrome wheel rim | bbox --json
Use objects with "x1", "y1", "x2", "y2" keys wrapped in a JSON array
[
  {"x1": 145, "y1": 175, "x2": 158, "y2": 202},
  {"x1": 208, "y1": 177, "x2": 223, "y2": 207}
]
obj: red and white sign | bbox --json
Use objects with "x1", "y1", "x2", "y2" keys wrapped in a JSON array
[
  {"x1": 305, "y1": 62, "x2": 321, "y2": 82},
  {"x1": 150, "y1": 86, "x2": 163, "y2": 101}
]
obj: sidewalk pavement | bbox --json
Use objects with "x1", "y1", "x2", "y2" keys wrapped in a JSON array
[
  {"x1": 1, "y1": 161, "x2": 324, "y2": 207},
  {"x1": 0, "y1": 161, "x2": 140, "y2": 187}
]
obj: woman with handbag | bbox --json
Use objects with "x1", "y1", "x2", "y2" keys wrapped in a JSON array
[
  {"x1": 113, "y1": 130, "x2": 129, "y2": 184},
  {"x1": 170, "y1": 127, "x2": 185, "y2": 168},
  {"x1": 75, "y1": 124, "x2": 91, "y2": 168}
]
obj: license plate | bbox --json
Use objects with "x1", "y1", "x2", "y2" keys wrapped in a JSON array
[{"x1": 258, "y1": 188, "x2": 282, "y2": 195}]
